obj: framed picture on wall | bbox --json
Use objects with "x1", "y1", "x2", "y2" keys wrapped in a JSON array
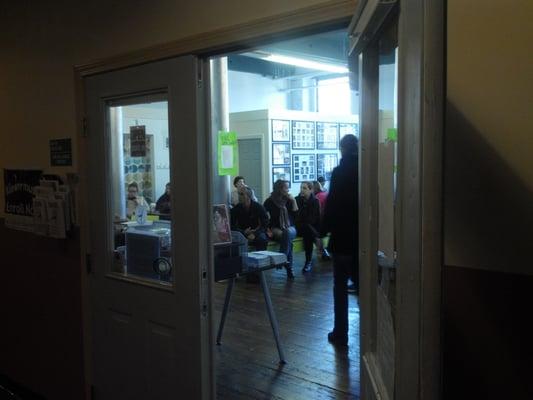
[
  {"x1": 291, "y1": 121, "x2": 315, "y2": 150},
  {"x1": 272, "y1": 167, "x2": 291, "y2": 187},
  {"x1": 272, "y1": 143, "x2": 290, "y2": 165},
  {"x1": 316, "y1": 153, "x2": 338, "y2": 181},
  {"x1": 339, "y1": 123, "x2": 359, "y2": 140},
  {"x1": 292, "y1": 154, "x2": 316, "y2": 182},
  {"x1": 316, "y1": 122, "x2": 339, "y2": 149},
  {"x1": 272, "y1": 119, "x2": 290, "y2": 142}
]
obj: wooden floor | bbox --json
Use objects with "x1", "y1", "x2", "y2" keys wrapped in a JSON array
[{"x1": 214, "y1": 252, "x2": 360, "y2": 400}]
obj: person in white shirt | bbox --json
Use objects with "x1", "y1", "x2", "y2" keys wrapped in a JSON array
[{"x1": 126, "y1": 182, "x2": 149, "y2": 219}]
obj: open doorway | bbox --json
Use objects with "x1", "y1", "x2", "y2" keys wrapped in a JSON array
[{"x1": 209, "y1": 29, "x2": 361, "y2": 399}]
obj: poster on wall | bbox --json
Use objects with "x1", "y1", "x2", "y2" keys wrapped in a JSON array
[
  {"x1": 3, "y1": 168, "x2": 42, "y2": 232},
  {"x1": 272, "y1": 167, "x2": 291, "y2": 187},
  {"x1": 291, "y1": 121, "x2": 315, "y2": 150},
  {"x1": 124, "y1": 134, "x2": 155, "y2": 203},
  {"x1": 316, "y1": 122, "x2": 338, "y2": 150},
  {"x1": 316, "y1": 153, "x2": 338, "y2": 181},
  {"x1": 272, "y1": 119, "x2": 290, "y2": 142},
  {"x1": 217, "y1": 131, "x2": 239, "y2": 176},
  {"x1": 50, "y1": 138, "x2": 72, "y2": 166},
  {"x1": 292, "y1": 154, "x2": 316, "y2": 182},
  {"x1": 339, "y1": 123, "x2": 359, "y2": 140},
  {"x1": 272, "y1": 143, "x2": 290, "y2": 165},
  {"x1": 130, "y1": 125, "x2": 147, "y2": 157}
]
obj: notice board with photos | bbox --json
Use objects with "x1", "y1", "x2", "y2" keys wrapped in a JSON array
[
  {"x1": 229, "y1": 109, "x2": 358, "y2": 199},
  {"x1": 123, "y1": 133, "x2": 155, "y2": 203}
]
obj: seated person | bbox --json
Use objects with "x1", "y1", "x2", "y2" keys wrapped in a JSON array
[
  {"x1": 295, "y1": 181, "x2": 321, "y2": 273},
  {"x1": 230, "y1": 186, "x2": 269, "y2": 251},
  {"x1": 231, "y1": 175, "x2": 258, "y2": 207},
  {"x1": 126, "y1": 182, "x2": 149, "y2": 219},
  {"x1": 263, "y1": 179, "x2": 298, "y2": 280},
  {"x1": 155, "y1": 182, "x2": 171, "y2": 214}
]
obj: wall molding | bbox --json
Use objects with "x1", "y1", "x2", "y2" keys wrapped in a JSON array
[{"x1": 75, "y1": 0, "x2": 357, "y2": 77}]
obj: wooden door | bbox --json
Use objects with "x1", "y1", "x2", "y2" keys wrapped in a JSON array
[{"x1": 84, "y1": 56, "x2": 212, "y2": 400}]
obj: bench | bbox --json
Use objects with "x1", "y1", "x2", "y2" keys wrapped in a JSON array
[{"x1": 249, "y1": 235, "x2": 329, "y2": 253}]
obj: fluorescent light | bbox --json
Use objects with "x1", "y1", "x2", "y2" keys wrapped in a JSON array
[{"x1": 264, "y1": 54, "x2": 348, "y2": 74}]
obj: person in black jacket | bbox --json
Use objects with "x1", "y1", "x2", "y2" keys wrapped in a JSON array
[
  {"x1": 230, "y1": 186, "x2": 269, "y2": 250},
  {"x1": 295, "y1": 181, "x2": 321, "y2": 273},
  {"x1": 320, "y1": 134, "x2": 359, "y2": 347},
  {"x1": 264, "y1": 179, "x2": 298, "y2": 280}
]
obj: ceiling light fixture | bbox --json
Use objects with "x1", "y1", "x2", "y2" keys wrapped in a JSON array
[{"x1": 263, "y1": 54, "x2": 349, "y2": 74}]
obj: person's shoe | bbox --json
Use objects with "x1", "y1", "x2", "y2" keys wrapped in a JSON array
[
  {"x1": 328, "y1": 331, "x2": 348, "y2": 347},
  {"x1": 321, "y1": 249, "x2": 331, "y2": 261},
  {"x1": 302, "y1": 262, "x2": 312, "y2": 273},
  {"x1": 286, "y1": 268, "x2": 295, "y2": 280},
  {"x1": 347, "y1": 283, "x2": 358, "y2": 294}
]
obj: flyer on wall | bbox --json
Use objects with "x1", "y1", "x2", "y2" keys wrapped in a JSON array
[{"x1": 3, "y1": 168, "x2": 43, "y2": 232}]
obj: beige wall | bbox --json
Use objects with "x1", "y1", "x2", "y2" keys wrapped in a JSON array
[
  {"x1": 0, "y1": 0, "x2": 340, "y2": 217},
  {"x1": 445, "y1": 0, "x2": 533, "y2": 273}
]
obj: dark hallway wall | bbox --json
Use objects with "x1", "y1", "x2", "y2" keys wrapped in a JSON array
[
  {"x1": 443, "y1": 1, "x2": 533, "y2": 399},
  {"x1": 0, "y1": 223, "x2": 84, "y2": 400}
]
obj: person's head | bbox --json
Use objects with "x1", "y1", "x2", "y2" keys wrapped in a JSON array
[
  {"x1": 238, "y1": 186, "x2": 254, "y2": 207},
  {"x1": 164, "y1": 182, "x2": 171, "y2": 195},
  {"x1": 317, "y1": 176, "x2": 326, "y2": 186},
  {"x1": 273, "y1": 179, "x2": 290, "y2": 198},
  {"x1": 233, "y1": 176, "x2": 245, "y2": 189},
  {"x1": 300, "y1": 181, "x2": 313, "y2": 198},
  {"x1": 127, "y1": 182, "x2": 139, "y2": 199},
  {"x1": 340, "y1": 134, "x2": 358, "y2": 158},
  {"x1": 312, "y1": 180, "x2": 323, "y2": 194}
]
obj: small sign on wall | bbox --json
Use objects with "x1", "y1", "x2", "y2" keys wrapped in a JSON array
[
  {"x1": 50, "y1": 138, "x2": 72, "y2": 166},
  {"x1": 130, "y1": 125, "x2": 147, "y2": 157}
]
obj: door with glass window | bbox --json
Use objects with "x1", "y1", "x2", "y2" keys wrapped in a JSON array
[
  {"x1": 349, "y1": 0, "x2": 443, "y2": 399},
  {"x1": 84, "y1": 56, "x2": 211, "y2": 400}
]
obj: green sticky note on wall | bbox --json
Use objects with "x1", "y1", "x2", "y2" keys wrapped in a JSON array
[
  {"x1": 218, "y1": 131, "x2": 239, "y2": 176},
  {"x1": 387, "y1": 128, "x2": 398, "y2": 142}
]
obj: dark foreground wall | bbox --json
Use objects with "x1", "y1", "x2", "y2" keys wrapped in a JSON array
[
  {"x1": 444, "y1": 1, "x2": 533, "y2": 399},
  {"x1": 442, "y1": 266, "x2": 533, "y2": 399},
  {"x1": 0, "y1": 221, "x2": 84, "y2": 399}
]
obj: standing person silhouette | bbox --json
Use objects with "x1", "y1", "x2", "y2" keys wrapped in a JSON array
[{"x1": 320, "y1": 134, "x2": 359, "y2": 347}]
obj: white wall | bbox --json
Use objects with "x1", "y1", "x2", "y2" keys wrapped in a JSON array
[{"x1": 228, "y1": 70, "x2": 287, "y2": 112}]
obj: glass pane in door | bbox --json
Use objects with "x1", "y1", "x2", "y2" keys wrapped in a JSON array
[{"x1": 108, "y1": 99, "x2": 174, "y2": 284}]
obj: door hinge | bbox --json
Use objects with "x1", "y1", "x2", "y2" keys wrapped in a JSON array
[
  {"x1": 82, "y1": 117, "x2": 88, "y2": 138},
  {"x1": 86, "y1": 253, "x2": 92, "y2": 274},
  {"x1": 197, "y1": 61, "x2": 203, "y2": 89}
]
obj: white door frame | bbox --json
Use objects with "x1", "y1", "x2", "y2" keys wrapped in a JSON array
[
  {"x1": 75, "y1": 1, "x2": 443, "y2": 398},
  {"x1": 350, "y1": 0, "x2": 444, "y2": 399}
]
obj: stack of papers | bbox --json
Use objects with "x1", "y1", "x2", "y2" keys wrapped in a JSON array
[
  {"x1": 253, "y1": 251, "x2": 287, "y2": 266},
  {"x1": 244, "y1": 252, "x2": 271, "y2": 269},
  {"x1": 244, "y1": 251, "x2": 287, "y2": 270}
]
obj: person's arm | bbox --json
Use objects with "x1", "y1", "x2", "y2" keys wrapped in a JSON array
[
  {"x1": 320, "y1": 169, "x2": 338, "y2": 236},
  {"x1": 256, "y1": 203, "x2": 270, "y2": 231}
]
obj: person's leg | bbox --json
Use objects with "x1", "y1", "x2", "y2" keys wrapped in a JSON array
[
  {"x1": 253, "y1": 231, "x2": 269, "y2": 251},
  {"x1": 330, "y1": 253, "x2": 351, "y2": 344},
  {"x1": 302, "y1": 227, "x2": 313, "y2": 262},
  {"x1": 279, "y1": 227, "x2": 296, "y2": 279}
]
